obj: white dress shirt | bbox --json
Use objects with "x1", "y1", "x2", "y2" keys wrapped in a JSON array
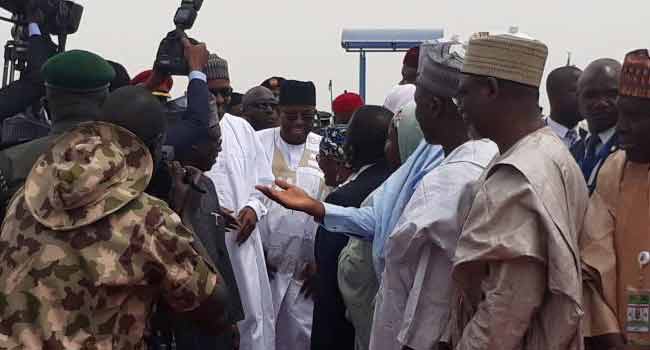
[{"x1": 546, "y1": 117, "x2": 579, "y2": 148}]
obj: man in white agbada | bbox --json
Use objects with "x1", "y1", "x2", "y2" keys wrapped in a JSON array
[
  {"x1": 256, "y1": 80, "x2": 326, "y2": 350},
  {"x1": 373, "y1": 40, "x2": 498, "y2": 350},
  {"x1": 204, "y1": 55, "x2": 277, "y2": 350}
]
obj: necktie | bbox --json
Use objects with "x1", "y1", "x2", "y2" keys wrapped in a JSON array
[{"x1": 582, "y1": 135, "x2": 601, "y2": 178}]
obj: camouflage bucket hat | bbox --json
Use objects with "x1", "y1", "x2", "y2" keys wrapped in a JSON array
[{"x1": 24, "y1": 122, "x2": 154, "y2": 231}]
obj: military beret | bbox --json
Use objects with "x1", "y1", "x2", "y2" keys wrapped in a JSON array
[{"x1": 42, "y1": 50, "x2": 116, "y2": 91}]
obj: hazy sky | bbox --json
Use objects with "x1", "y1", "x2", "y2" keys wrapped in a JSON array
[{"x1": 1, "y1": 0, "x2": 647, "y2": 112}]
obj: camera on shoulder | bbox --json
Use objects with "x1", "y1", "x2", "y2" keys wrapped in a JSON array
[
  {"x1": 0, "y1": 0, "x2": 83, "y2": 86},
  {"x1": 0, "y1": 0, "x2": 83, "y2": 35},
  {"x1": 154, "y1": 0, "x2": 204, "y2": 76}
]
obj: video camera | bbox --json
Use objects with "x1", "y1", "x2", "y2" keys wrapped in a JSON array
[
  {"x1": 0, "y1": 0, "x2": 83, "y2": 86},
  {"x1": 154, "y1": 0, "x2": 204, "y2": 76},
  {"x1": 0, "y1": 0, "x2": 83, "y2": 36}
]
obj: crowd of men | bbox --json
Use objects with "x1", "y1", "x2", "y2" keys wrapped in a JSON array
[{"x1": 0, "y1": 13, "x2": 648, "y2": 350}]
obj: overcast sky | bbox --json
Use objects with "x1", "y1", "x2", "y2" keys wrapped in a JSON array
[{"x1": 1, "y1": 0, "x2": 647, "y2": 112}]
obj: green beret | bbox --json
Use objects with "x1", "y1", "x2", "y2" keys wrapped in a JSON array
[{"x1": 42, "y1": 50, "x2": 116, "y2": 91}]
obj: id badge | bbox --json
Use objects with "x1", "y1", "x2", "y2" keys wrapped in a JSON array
[{"x1": 626, "y1": 288, "x2": 650, "y2": 347}]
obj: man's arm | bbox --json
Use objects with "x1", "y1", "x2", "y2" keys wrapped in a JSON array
[
  {"x1": 231, "y1": 125, "x2": 274, "y2": 244},
  {"x1": 182, "y1": 39, "x2": 210, "y2": 126},
  {"x1": 0, "y1": 24, "x2": 57, "y2": 121},
  {"x1": 152, "y1": 200, "x2": 231, "y2": 334},
  {"x1": 321, "y1": 202, "x2": 378, "y2": 240},
  {"x1": 183, "y1": 73, "x2": 210, "y2": 126},
  {"x1": 256, "y1": 177, "x2": 383, "y2": 240},
  {"x1": 455, "y1": 259, "x2": 546, "y2": 350},
  {"x1": 241, "y1": 129, "x2": 275, "y2": 221}
]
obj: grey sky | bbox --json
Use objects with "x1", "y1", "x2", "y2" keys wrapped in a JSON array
[{"x1": 1, "y1": 0, "x2": 647, "y2": 112}]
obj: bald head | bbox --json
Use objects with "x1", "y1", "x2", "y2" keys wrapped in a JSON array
[
  {"x1": 578, "y1": 58, "x2": 622, "y2": 134},
  {"x1": 243, "y1": 86, "x2": 277, "y2": 111},
  {"x1": 579, "y1": 59, "x2": 622, "y2": 90},
  {"x1": 546, "y1": 66, "x2": 583, "y2": 127},
  {"x1": 242, "y1": 86, "x2": 279, "y2": 130},
  {"x1": 101, "y1": 86, "x2": 167, "y2": 144}
]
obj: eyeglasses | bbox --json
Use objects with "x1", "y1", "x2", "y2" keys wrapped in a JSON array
[{"x1": 210, "y1": 87, "x2": 233, "y2": 98}]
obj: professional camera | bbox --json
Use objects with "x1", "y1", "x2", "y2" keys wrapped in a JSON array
[
  {"x1": 0, "y1": 0, "x2": 83, "y2": 86},
  {"x1": 0, "y1": 0, "x2": 83, "y2": 35},
  {"x1": 154, "y1": 0, "x2": 204, "y2": 76}
]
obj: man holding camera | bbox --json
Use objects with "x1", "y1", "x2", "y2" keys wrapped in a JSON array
[
  {"x1": 0, "y1": 20, "x2": 57, "y2": 124},
  {"x1": 166, "y1": 53, "x2": 232, "y2": 120}
]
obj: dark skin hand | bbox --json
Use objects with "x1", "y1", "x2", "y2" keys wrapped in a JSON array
[
  {"x1": 299, "y1": 262, "x2": 317, "y2": 299},
  {"x1": 236, "y1": 207, "x2": 258, "y2": 245},
  {"x1": 232, "y1": 324, "x2": 240, "y2": 350},
  {"x1": 255, "y1": 179, "x2": 325, "y2": 221},
  {"x1": 182, "y1": 38, "x2": 209, "y2": 72},
  {"x1": 169, "y1": 161, "x2": 203, "y2": 214},
  {"x1": 144, "y1": 38, "x2": 208, "y2": 92},
  {"x1": 217, "y1": 207, "x2": 243, "y2": 232}
]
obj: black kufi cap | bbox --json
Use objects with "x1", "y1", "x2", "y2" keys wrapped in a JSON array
[{"x1": 279, "y1": 80, "x2": 316, "y2": 106}]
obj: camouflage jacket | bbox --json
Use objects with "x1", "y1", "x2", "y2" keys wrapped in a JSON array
[{"x1": 0, "y1": 122, "x2": 219, "y2": 349}]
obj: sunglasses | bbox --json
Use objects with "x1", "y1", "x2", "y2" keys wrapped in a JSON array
[
  {"x1": 251, "y1": 102, "x2": 277, "y2": 110},
  {"x1": 283, "y1": 110, "x2": 317, "y2": 121}
]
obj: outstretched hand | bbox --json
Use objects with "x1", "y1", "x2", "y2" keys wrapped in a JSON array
[{"x1": 255, "y1": 180, "x2": 325, "y2": 220}]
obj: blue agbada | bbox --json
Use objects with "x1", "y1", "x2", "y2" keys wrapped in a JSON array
[{"x1": 321, "y1": 140, "x2": 444, "y2": 278}]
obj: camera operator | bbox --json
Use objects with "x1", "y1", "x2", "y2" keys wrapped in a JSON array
[
  {"x1": 0, "y1": 49, "x2": 115, "y2": 219},
  {"x1": 140, "y1": 39, "x2": 217, "y2": 131},
  {"x1": 165, "y1": 52, "x2": 232, "y2": 121},
  {"x1": 135, "y1": 39, "x2": 246, "y2": 350},
  {"x1": 0, "y1": 18, "x2": 57, "y2": 123}
]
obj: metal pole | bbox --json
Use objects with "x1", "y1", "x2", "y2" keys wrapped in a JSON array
[{"x1": 359, "y1": 50, "x2": 367, "y2": 100}]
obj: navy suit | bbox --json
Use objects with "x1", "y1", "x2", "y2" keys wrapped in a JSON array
[{"x1": 571, "y1": 131, "x2": 618, "y2": 194}]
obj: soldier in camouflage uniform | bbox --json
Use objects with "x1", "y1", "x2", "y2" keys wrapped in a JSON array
[
  {"x1": 0, "y1": 122, "x2": 228, "y2": 349},
  {"x1": 0, "y1": 50, "x2": 116, "y2": 220}
]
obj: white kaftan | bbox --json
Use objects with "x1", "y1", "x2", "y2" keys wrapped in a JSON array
[
  {"x1": 206, "y1": 114, "x2": 276, "y2": 350},
  {"x1": 257, "y1": 127, "x2": 325, "y2": 350}
]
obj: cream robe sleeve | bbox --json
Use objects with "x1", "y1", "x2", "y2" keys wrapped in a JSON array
[
  {"x1": 453, "y1": 166, "x2": 551, "y2": 350},
  {"x1": 456, "y1": 260, "x2": 546, "y2": 350}
]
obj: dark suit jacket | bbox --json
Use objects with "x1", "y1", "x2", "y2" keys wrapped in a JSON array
[
  {"x1": 0, "y1": 35, "x2": 58, "y2": 121},
  {"x1": 172, "y1": 176, "x2": 244, "y2": 350},
  {"x1": 311, "y1": 161, "x2": 392, "y2": 350},
  {"x1": 571, "y1": 131, "x2": 619, "y2": 194},
  {"x1": 147, "y1": 168, "x2": 244, "y2": 350}
]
